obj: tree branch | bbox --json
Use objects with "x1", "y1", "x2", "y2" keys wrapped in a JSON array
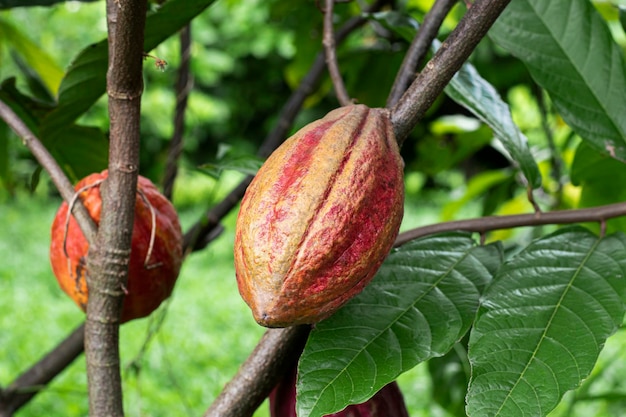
[
  {"x1": 386, "y1": 0, "x2": 458, "y2": 108},
  {"x1": 323, "y1": 0, "x2": 352, "y2": 106},
  {"x1": 83, "y1": 0, "x2": 147, "y2": 415},
  {"x1": 203, "y1": 326, "x2": 311, "y2": 417},
  {"x1": 391, "y1": 0, "x2": 512, "y2": 144},
  {"x1": 394, "y1": 202, "x2": 626, "y2": 246},
  {"x1": 0, "y1": 100, "x2": 97, "y2": 244}
]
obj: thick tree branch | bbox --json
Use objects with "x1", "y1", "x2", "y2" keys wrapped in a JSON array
[
  {"x1": 323, "y1": 0, "x2": 352, "y2": 106},
  {"x1": 0, "y1": 100, "x2": 97, "y2": 244},
  {"x1": 386, "y1": 0, "x2": 458, "y2": 108},
  {"x1": 83, "y1": 0, "x2": 147, "y2": 415},
  {"x1": 203, "y1": 326, "x2": 311, "y2": 417},
  {"x1": 391, "y1": 0, "x2": 512, "y2": 144}
]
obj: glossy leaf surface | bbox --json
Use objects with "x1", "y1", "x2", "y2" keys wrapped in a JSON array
[
  {"x1": 467, "y1": 227, "x2": 626, "y2": 417},
  {"x1": 297, "y1": 233, "x2": 502, "y2": 417},
  {"x1": 490, "y1": 0, "x2": 626, "y2": 162}
]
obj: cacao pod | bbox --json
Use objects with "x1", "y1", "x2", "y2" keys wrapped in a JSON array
[
  {"x1": 49, "y1": 170, "x2": 183, "y2": 323},
  {"x1": 270, "y1": 367, "x2": 410, "y2": 417},
  {"x1": 235, "y1": 104, "x2": 404, "y2": 327}
]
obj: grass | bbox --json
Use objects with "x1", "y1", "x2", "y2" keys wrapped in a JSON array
[{"x1": 0, "y1": 172, "x2": 459, "y2": 417}]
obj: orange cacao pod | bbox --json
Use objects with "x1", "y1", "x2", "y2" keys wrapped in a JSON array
[
  {"x1": 270, "y1": 367, "x2": 410, "y2": 417},
  {"x1": 234, "y1": 105, "x2": 404, "y2": 327},
  {"x1": 49, "y1": 170, "x2": 183, "y2": 323}
]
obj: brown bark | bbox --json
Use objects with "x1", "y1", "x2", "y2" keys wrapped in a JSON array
[{"x1": 83, "y1": 0, "x2": 147, "y2": 415}]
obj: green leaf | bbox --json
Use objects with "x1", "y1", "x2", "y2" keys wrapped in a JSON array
[
  {"x1": 371, "y1": 10, "x2": 542, "y2": 189},
  {"x1": 570, "y1": 141, "x2": 626, "y2": 233},
  {"x1": 441, "y1": 40, "x2": 542, "y2": 189},
  {"x1": 0, "y1": 78, "x2": 107, "y2": 182},
  {"x1": 46, "y1": 125, "x2": 108, "y2": 182},
  {"x1": 41, "y1": 0, "x2": 218, "y2": 139},
  {"x1": 490, "y1": 0, "x2": 626, "y2": 163},
  {"x1": 429, "y1": 337, "x2": 471, "y2": 417},
  {"x1": 198, "y1": 155, "x2": 264, "y2": 179},
  {"x1": 0, "y1": 78, "x2": 53, "y2": 134},
  {"x1": 416, "y1": 123, "x2": 493, "y2": 176},
  {"x1": 442, "y1": 169, "x2": 513, "y2": 221},
  {"x1": 297, "y1": 233, "x2": 503, "y2": 417},
  {"x1": 370, "y1": 11, "x2": 419, "y2": 42},
  {"x1": 0, "y1": 18, "x2": 63, "y2": 95},
  {"x1": 467, "y1": 227, "x2": 626, "y2": 417}
]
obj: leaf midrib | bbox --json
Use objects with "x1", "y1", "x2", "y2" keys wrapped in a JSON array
[
  {"x1": 493, "y1": 237, "x2": 601, "y2": 416},
  {"x1": 513, "y1": 0, "x2": 624, "y2": 142},
  {"x1": 303, "y1": 245, "x2": 474, "y2": 417}
]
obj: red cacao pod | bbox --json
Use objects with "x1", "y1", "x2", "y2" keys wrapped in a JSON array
[
  {"x1": 234, "y1": 104, "x2": 404, "y2": 327},
  {"x1": 270, "y1": 367, "x2": 410, "y2": 417},
  {"x1": 49, "y1": 170, "x2": 183, "y2": 323}
]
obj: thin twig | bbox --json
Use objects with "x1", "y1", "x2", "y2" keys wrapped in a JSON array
[
  {"x1": 0, "y1": 100, "x2": 97, "y2": 244},
  {"x1": 387, "y1": 0, "x2": 458, "y2": 108},
  {"x1": 163, "y1": 25, "x2": 193, "y2": 200},
  {"x1": 391, "y1": 0, "x2": 512, "y2": 144},
  {"x1": 323, "y1": 0, "x2": 352, "y2": 106},
  {"x1": 394, "y1": 201, "x2": 626, "y2": 246}
]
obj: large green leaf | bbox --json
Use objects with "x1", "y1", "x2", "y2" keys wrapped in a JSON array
[
  {"x1": 490, "y1": 0, "x2": 626, "y2": 163},
  {"x1": 296, "y1": 233, "x2": 503, "y2": 417},
  {"x1": 40, "y1": 0, "x2": 217, "y2": 139},
  {"x1": 467, "y1": 227, "x2": 626, "y2": 417},
  {"x1": 371, "y1": 11, "x2": 541, "y2": 189}
]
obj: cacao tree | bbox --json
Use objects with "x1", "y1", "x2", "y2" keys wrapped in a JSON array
[{"x1": 2, "y1": 0, "x2": 626, "y2": 417}]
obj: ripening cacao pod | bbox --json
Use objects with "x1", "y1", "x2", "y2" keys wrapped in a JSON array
[
  {"x1": 270, "y1": 367, "x2": 410, "y2": 417},
  {"x1": 234, "y1": 104, "x2": 404, "y2": 327},
  {"x1": 49, "y1": 170, "x2": 183, "y2": 323}
]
